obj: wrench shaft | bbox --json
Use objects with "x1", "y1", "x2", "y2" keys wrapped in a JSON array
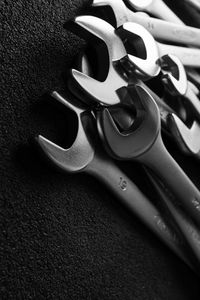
[
  {"x1": 158, "y1": 43, "x2": 200, "y2": 68},
  {"x1": 85, "y1": 152, "x2": 192, "y2": 267},
  {"x1": 141, "y1": 133, "x2": 200, "y2": 227},
  {"x1": 130, "y1": 13, "x2": 200, "y2": 47},
  {"x1": 147, "y1": 0, "x2": 184, "y2": 24},
  {"x1": 146, "y1": 168, "x2": 200, "y2": 268}
]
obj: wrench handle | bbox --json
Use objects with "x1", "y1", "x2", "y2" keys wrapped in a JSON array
[
  {"x1": 146, "y1": 168, "x2": 200, "y2": 267},
  {"x1": 147, "y1": 0, "x2": 184, "y2": 24},
  {"x1": 158, "y1": 43, "x2": 200, "y2": 68},
  {"x1": 142, "y1": 133, "x2": 200, "y2": 228},
  {"x1": 131, "y1": 14, "x2": 200, "y2": 47},
  {"x1": 86, "y1": 153, "x2": 191, "y2": 268}
]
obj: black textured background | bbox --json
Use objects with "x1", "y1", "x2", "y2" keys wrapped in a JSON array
[{"x1": 1, "y1": 0, "x2": 200, "y2": 299}]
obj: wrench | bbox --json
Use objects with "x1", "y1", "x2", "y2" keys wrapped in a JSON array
[
  {"x1": 67, "y1": 16, "x2": 195, "y2": 105},
  {"x1": 36, "y1": 91, "x2": 192, "y2": 269},
  {"x1": 68, "y1": 16, "x2": 196, "y2": 153},
  {"x1": 145, "y1": 167, "x2": 200, "y2": 270},
  {"x1": 116, "y1": 22, "x2": 200, "y2": 80},
  {"x1": 70, "y1": 51, "x2": 200, "y2": 265},
  {"x1": 92, "y1": 0, "x2": 200, "y2": 47},
  {"x1": 159, "y1": 54, "x2": 200, "y2": 159},
  {"x1": 159, "y1": 54, "x2": 200, "y2": 122},
  {"x1": 125, "y1": 4, "x2": 200, "y2": 89},
  {"x1": 97, "y1": 84, "x2": 200, "y2": 228},
  {"x1": 126, "y1": 0, "x2": 184, "y2": 24}
]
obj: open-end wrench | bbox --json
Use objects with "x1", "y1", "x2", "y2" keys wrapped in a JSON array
[
  {"x1": 116, "y1": 22, "x2": 200, "y2": 81},
  {"x1": 67, "y1": 16, "x2": 191, "y2": 109},
  {"x1": 36, "y1": 91, "x2": 193, "y2": 269},
  {"x1": 159, "y1": 54, "x2": 200, "y2": 159},
  {"x1": 124, "y1": 2, "x2": 200, "y2": 89},
  {"x1": 68, "y1": 16, "x2": 195, "y2": 144},
  {"x1": 126, "y1": 0, "x2": 184, "y2": 24},
  {"x1": 159, "y1": 54, "x2": 200, "y2": 122},
  {"x1": 92, "y1": 0, "x2": 200, "y2": 47},
  {"x1": 74, "y1": 51, "x2": 200, "y2": 268},
  {"x1": 97, "y1": 84, "x2": 200, "y2": 228}
]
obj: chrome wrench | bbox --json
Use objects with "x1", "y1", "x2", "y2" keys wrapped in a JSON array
[
  {"x1": 97, "y1": 84, "x2": 200, "y2": 228},
  {"x1": 36, "y1": 91, "x2": 192, "y2": 269},
  {"x1": 116, "y1": 22, "x2": 200, "y2": 81},
  {"x1": 159, "y1": 54, "x2": 200, "y2": 159},
  {"x1": 92, "y1": 0, "x2": 200, "y2": 47},
  {"x1": 71, "y1": 51, "x2": 200, "y2": 267}
]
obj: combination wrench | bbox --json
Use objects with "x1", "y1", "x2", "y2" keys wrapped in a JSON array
[
  {"x1": 116, "y1": 21, "x2": 200, "y2": 80},
  {"x1": 74, "y1": 52, "x2": 200, "y2": 271},
  {"x1": 68, "y1": 15, "x2": 199, "y2": 156},
  {"x1": 97, "y1": 84, "x2": 200, "y2": 228},
  {"x1": 36, "y1": 91, "x2": 193, "y2": 269},
  {"x1": 92, "y1": 0, "x2": 200, "y2": 48},
  {"x1": 159, "y1": 54, "x2": 200, "y2": 159},
  {"x1": 66, "y1": 18, "x2": 200, "y2": 266}
]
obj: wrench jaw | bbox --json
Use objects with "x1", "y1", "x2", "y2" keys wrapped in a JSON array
[
  {"x1": 116, "y1": 22, "x2": 160, "y2": 79},
  {"x1": 159, "y1": 54, "x2": 188, "y2": 96},
  {"x1": 68, "y1": 15, "x2": 129, "y2": 106},
  {"x1": 97, "y1": 85, "x2": 160, "y2": 160},
  {"x1": 92, "y1": 0, "x2": 131, "y2": 27},
  {"x1": 167, "y1": 113, "x2": 200, "y2": 156},
  {"x1": 126, "y1": 0, "x2": 152, "y2": 11},
  {"x1": 36, "y1": 92, "x2": 95, "y2": 173}
]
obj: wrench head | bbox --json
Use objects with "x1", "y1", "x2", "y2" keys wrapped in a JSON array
[
  {"x1": 168, "y1": 113, "x2": 200, "y2": 155},
  {"x1": 92, "y1": 0, "x2": 131, "y2": 27},
  {"x1": 159, "y1": 54, "x2": 188, "y2": 96},
  {"x1": 36, "y1": 92, "x2": 95, "y2": 173},
  {"x1": 116, "y1": 22, "x2": 160, "y2": 78},
  {"x1": 97, "y1": 85, "x2": 160, "y2": 160},
  {"x1": 69, "y1": 15, "x2": 128, "y2": 106},
  {"x1": 126, "y1": 0, "x2": 152, "y2": 11}
]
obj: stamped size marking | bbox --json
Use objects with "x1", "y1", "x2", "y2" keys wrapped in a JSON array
[
  {"x1": 192, "y1": 197, "x2": 200, "y2": 212},
  {"x1": 118, "y1": 177, "x2": 127, "y2": 191},
  {"x1": 147, "y1": 21, "x2": 154, "y2": 31}
]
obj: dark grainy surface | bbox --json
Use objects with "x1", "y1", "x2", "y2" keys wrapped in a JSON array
[{"x1": 1, "y1": 0, "x2": 200, "y2": 299}]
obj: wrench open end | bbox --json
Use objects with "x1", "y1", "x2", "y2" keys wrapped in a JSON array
[
  {"x1": 97, "y1": 85, "x2": 160, "y2": 159},
  {"x1": 70, "y1": 16, "x2": 130, "y2": 105},
  {"x1": 159, "y1": 54, "x2": 188, "y2": 96},
  {"x1": 127, "y1": 0, "x2": 153, "y2": 10},
  {"x1": 92, "y1": 0, "x2": 130, "y2": 27},
  {"x1": 36, "y1": 92, "x2": 95, "y2": 173},
  {"x1": 116, "y1": 22, "x2": 160, "y2": 78},
  {"x1": 168, "y1": 113, "x2": 200, "y2": 156}
]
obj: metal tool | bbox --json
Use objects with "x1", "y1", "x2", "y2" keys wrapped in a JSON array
[
  {"x1": 168, "y1": 115, "x2": 200, "y2": 158},
  {"x1": 126, "y1": 0, "x2": 184, "y2": 24},
  {"x1": 69, "y1": 15, "x2": 200, "y2": 162},
  {"x1": 68, "y1": 15, "x2": 199, "y2": 108},
  {"x1": 70, "y1": 50, "x2": 200, "y2": 267},
  {"x1": 145, "y1": 167, "x2": 200, "y2": 271},
  {"x1": 159, "y1": 54, "x2": 200, "y2": 158},
  {"x1": 92, "y1": 0, "x2": 200, "y2": 47},
  {"x1": 97, "y1": 84, "x2": 200, "y2": 227},
  {"x1": 68, "y1": 16, "x2": 193, "y2": 145},
  {"x1": 160, "y1": 54, "x2": 200, "y2": 122},
  {"x1": 116, "y1": 22, "x2": 200, "y2": 80},
  {"x1": 36, "y1": 91, "x2": 192, "y2": 268},
  {"x1": 125, "y1": 3, "x2": 200, "y2": 89}
]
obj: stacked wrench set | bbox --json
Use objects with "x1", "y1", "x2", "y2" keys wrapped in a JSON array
[{"x1": 36, "y1": 0, "x2": 200, "y2": 274}]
